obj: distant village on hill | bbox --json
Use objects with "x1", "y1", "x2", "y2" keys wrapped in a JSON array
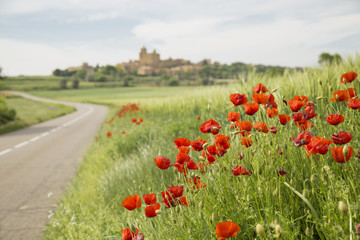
[{"x1": 52, "y1": 46, "x2": 300, "y2": 86}]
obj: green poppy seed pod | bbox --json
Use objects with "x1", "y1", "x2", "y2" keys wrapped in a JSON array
[
  {"x1": 256, "y1": 224, "x2": 266, "y2": 237},
  {"x1": 199, "y1": 201, "x2": 203, "y2": 209},
  {"x1": 310, "y1": 174, "x2": 317, "y2": 183},
  {"x1": 211, "y1": 213, "x2": 216, "y2": 223},
  {"x1": 302, "y1": 189, "x2": 308, "y2": 198},
  {"x1": 155, "y1": 209, "x2": 161, "y2": 214},
  {"x1": 274, "y1": 225, "x2": 282, "y2": 238},
  {"x1": 342, "y1": 145, "x2": 349, "y2": 157},
  {"x1": 329, "y1": 85, "x2": 333, "y2": 91},
  {"x1": 338, "y1": 201, "x2": 348, "y2": 216}
]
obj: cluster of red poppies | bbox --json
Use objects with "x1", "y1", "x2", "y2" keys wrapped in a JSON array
[{"x1": 121, "y1": 71, "x2": 358, "y2": 239}]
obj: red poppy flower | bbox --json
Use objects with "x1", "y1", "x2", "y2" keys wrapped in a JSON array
[
  {"x1": 235, "y1": 120, "x2": 253, "y2": 133},
  {"x1": 191, "y1": 139, "x2": 207, "y2": 151},
  {"x1": 143, "y1": 193, "x2": 157, "y2": 205},
  {"x1": 331, "y1": 146, "x2": 353, "y2": 163},
  {"x1": 174, "y1": 137, "x2": 191, "y2": 148},
  {"x1": 270, "y1": 126, "x2": 277, "y2": 134},
  {"x1": 252, "y1": 93, "x2": 268, "y2": 105},
  {"x1": 107, "y1": 132, "x2": 112, "y2": 137},
  {"x1": 304, "y1": 136, "x2": 332, "y2": 156},
  {"x1": 295, "y1": 119, "x2": 313, "y2": 130},
  {"x1": 173, "y1": 162, "x2": 186, "y2": 173},
  {"x1": 244, "y1": 102, "x2": 259, "y2": 115},
  {"x1": 178, "y1": 196, "x2": 188, "y2": 207},
  {"x1": 144, "y1": 202, "x2": 161, "y2": 218},
  {"x1": 292, "y1": 95, "x2": 309, "y2": 103},
  {"x1": 121, "y1": 194, "x2": 142, "y2": 210},
  {"x1": 267, "y1": 107, "x2": 278, "y2": 118},
  {"x1": 277, "y1": 170, "x2": 288, "y2": 176},
  {"x1": 197, "y1": 116, "x2": 201, "y2": 120},
  {"x1": 240, "y1": 138, "x2": 253, "y2": 147},
  {"x1": 131, "y1": 118, "x2": 137, "y2": 123},
  {"x1": 138, "y1": 118, "x2": 143, "y2": 123},
  {"x1": 279, "y1": 114, "x2": 291, "y2": 125},
  {"x1": 288, "y1": 99, "x2": 305, "y2": 112},
  {"x1": 326, "y1": 114, "x2": 344, "y2": 125},
  {"x1": 267, "y1": 93, "x2": 278, "y2": 109},
  {"x1": 215, "y1": 134, "x2": 230, "y2": 149},
  {"x1": 178, "y1": 146, "x2": 190, "y2": 154},
  {"x1": 292, "y1": 131, "x2": 312, "y2": 146},
  {"x1": 254, "y1": 122, "x2": 269, "y2": 133},
  {"x1": 168, "y1": 185, "x2": 184, "y2": 198},
  {"x1": 202, "y1": 151, "x2": 216, "y2": 164},
  {"x1": 215, "y1": 221, "x2": 241, "y2": 239},
  {"x1": 153, "y1": 156, "x2": 171, "y2": 170},
  {"x1": 176, "y1": 152, "x2": 191, "y2": 164},
  {"x1": 332, "y1": 131, "x2": 352, "y2": 145},
  {"x1": 340, "y1": 71, "x2": 358, "y2": 84},
  {"x1": 186, "y1": 159, "x2": 198, "y2": 170},
  {"x1": 227, "y1": 112, "x2": 241, "y2": 122},
  {"x1": 292, "y1": 113, "x2": 303, "y2": 122},
  {"x1": 232, "y1": 165, "x2": 252, "y2": 176},
  {"x1": 304, "y1": 105, "x2": 317, "y2": 120},
  {"x1": 230, "y1": 93, "x2": 248, "y2": 106},
  {"x1": 188, "y1": 177, "x2": 206, "y2": 190},
  {"x1": 330, "y1": 90, "x2": 350, "y2": 102},
  {"x1": 200, "y1": 119, "x2": 221, "y2": 135},
  {"x1": 347, "y1": 88, "x2": 357, "y2": 98},
  {"x1": 121, "y1": 228, "x2": 139, "y2": 240},
  {"x1": 348, "y1": 98, "x2": 360, "y2": 109},
  {"x1": 253, "y1": 83, "x2": 268, "y2": 93}
]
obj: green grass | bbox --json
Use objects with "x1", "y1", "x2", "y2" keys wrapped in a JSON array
[
  {"x1": 29, "y1": 86, "x2": 209, "y2": 106},
  {"x1": 43, "y1": 56, "x2": 360, "y2": 239},
  {"x1": 0, "y1": 95, "x2": 76, "y2": 134}
]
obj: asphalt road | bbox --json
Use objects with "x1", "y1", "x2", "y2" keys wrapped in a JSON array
[{"x1": 0, "y1": 92, "x2": 108, "y2": 240}]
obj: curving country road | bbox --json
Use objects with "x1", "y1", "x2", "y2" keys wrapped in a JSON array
[{"x1": 0, "y1": 92, "x2": 108, "y2": 240}]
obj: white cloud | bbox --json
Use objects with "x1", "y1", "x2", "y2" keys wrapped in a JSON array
[{"x1": 0, "y1": 39, "x2": 134, "y2": 76}]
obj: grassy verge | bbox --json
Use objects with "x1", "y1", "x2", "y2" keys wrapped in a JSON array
[
  {"x1": 44, "y1": 57, "x2": 359, "y2": 239},
  {"x1": 0, "y1": 95, "x2": 76, "y2": 134}
]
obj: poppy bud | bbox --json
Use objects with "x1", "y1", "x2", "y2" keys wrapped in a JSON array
[
  {"x1": 133, "y1": 180, "x2": 137, "y2": 184},
  {"x1": 274, "y1": 225, "x2": 282, "y2": 238},
  {"x1": 316, "y1": 96, "x2": 325, "y2": 100},
  {"x1": 211, "y1": 213, "x2": 216, "y2": 223},
  {"x1": 155, "y1": 209, "x2": 161, "y2": 214},
  {"x1": 255, "y1": 224, "x2": 266, "y2": 237},
  {"x1": 305, "y1": 227, "x2": 311, "y2": 236},
  {"x1": 207, "y1": 104, "x2": 211, "y2": 111},
  {"x1": 329, "y1": 85, "x2": 333, "y2": 91},
  {"x1": 338, "y1": 201, "x2": 348, "y2": 216},
  {"x1": 199, "y1": 201, "x2": 203, "y2": 208},
  {"x1": 212, "y1": 126, "x2": 220, "y2": 131},
  {"x1": 199, "y1": 156, "x2": 205, "y2": 161},
  {"x1": 202, "y1": 143, "x2": 208, "y2": 149},
  {"x1": 271, "y1": 88, "x2": 278, "y2": 93},
  {"x1": 310, "y1": 174, "x2": 317, "y2": 183},
  {"x1": 342, "y1": 145, "x2": 349, "y2": 157},
  {"x1": 300, "y1": 139, "x2": 306, "y2": 145},
  {"x1": 302, "y1": 189, "x2": 308, "y2": 198}
]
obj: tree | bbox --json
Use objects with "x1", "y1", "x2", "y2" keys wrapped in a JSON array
[{"x1": 319, "y1": 52, "x2": 342, "y2": 65}]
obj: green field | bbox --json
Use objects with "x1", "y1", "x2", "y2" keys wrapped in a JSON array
[
  {"x1": 30, "y1": 86, "x2": 208, "y2": 106},
  {"x1": 0, "y1": 95, "x2": 76, "y2": 134},
  {"x1": 41, "y1": 57, "x2": 360, "y2": 239}
]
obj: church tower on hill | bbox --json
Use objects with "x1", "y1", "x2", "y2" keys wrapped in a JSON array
[{"x1": 139, "y1": 46, "x2": 160, "y2": 66}]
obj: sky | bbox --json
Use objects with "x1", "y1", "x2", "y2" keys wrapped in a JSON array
[{"x1": 0, "y1": 0, "x2": 359, "y2": 76}]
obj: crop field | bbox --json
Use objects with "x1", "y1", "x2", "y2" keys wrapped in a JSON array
[
  {"x1": 0, "y1": 95, "x2": 75, "y2": 134},
  {"x1": 43, "y1": 56, "x2": 359, "y2": 239},
  {"x1": 29, "y1": 86, "x2": 207, "y2": 106}
]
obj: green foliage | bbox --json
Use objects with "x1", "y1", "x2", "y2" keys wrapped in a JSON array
[
  {"x1": 0, "y1": 96, "x2": 16, "y2": 125},
  {"x1": 59, "y1": 79, "x2": 67, "y2": 89},
  {"x1": 167, "y1": 78, "x2": 179, "y2": 86},
  {"x1": 72, "y1": 79, "x2": 79, "y2": 89},
  {"x1": 319, "y1": 52, "x2": 343, "y2": 65}
]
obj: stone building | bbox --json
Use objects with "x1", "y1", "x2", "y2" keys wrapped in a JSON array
[{"x1": 139, "y1": 46, "x2": 160, "y2": 66}]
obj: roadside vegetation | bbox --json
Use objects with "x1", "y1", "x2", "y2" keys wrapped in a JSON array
[
  {"x1": 0, "y1": 94, "x2": 75, "y2": 134},
  {"x1": 43, "y1": 55, "x2": 359, "y2": 239}
]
